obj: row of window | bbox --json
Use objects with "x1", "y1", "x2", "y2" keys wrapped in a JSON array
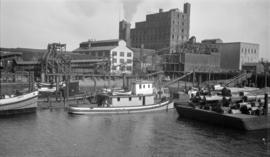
[
  {"x1": 112, "y1": 58, "x2": 132, "y2": 64},
  {"x1": 111, "y1": 66, "x2": 132, "y2": 71},
  {"x1": 139, "y1": 84, "x2": 151, "y2": 89},
  {"x1": 241, "y1": 48, "x2": 257, "y2": 54},
  {"x1": 112, "y1": 51, "x2": 132, "y2": 57},
  {"x1": 172, "y1": 34, "x2": 186, "y2": 40},
  {"x1": 117, "y1": 96, "x2": 142, "y2": 102},
  {"x1": 172, "y1": 20, "x2": 185, "y2": 26}
]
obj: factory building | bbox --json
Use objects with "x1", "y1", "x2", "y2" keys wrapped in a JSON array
[
  {"x1": 73, "y1": 40, "x2": 134, "y2": 75},
  {"x1": 0, "y1": 51, "x2": 23, "y2": 73},
  {"x1": 163, "y1": 51, "x2": 221, "y2": 76},
  {"x1": 218, "y1": 42, "x2": 259, "y2": 70},
  {"x1": 130, "y1": 3, "x2": 191, "y2": 54}
]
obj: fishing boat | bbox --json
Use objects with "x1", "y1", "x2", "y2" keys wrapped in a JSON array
[
  {"x1": 174, "y1": 90, "x2": 270, "y2": 131},
  {"x1": 69, "y1": 80, "x2": 174, "y2": 114},
  {"x1": 0, "y1": 91, "x2": 39, "y2": 115}
]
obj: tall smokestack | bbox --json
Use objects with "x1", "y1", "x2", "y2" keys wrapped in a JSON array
[
  {"x1": 119, "y1": 20, "x2": 131, "y2": 47},
  {"x1": 184, "y1": 3, "x2": 191, "y2": 16}
]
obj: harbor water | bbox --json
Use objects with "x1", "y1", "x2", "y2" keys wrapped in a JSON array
[{"x1": 0, "y1": 109, "x2": 269, "y2": 157}]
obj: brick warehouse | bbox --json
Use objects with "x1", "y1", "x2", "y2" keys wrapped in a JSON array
[{"x1": 130, "y1": 3, "x2": 191, "y2": 54}]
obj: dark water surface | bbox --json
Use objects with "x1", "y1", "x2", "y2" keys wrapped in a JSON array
[{"x1": 0, "y1": 109, "x2": 269, "y2": 157}]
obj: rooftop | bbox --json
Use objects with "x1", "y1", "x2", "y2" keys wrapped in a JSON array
[{"x1": 73, "y1": 46, "x2": 117, "y2": 52}]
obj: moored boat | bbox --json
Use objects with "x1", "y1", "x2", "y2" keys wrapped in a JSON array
[
  {"x1": 37, "y1": 81, "x2": 65, "y2": 93},
  {"x1": 69, "y1": 80, "x2": 174, "y2": 114},
  {"x1": 0, "y1": 91, "x2": 39, "y2": 115},
  {"x1": 174, "y1": 89, "x2": 270, "y2": 131}
]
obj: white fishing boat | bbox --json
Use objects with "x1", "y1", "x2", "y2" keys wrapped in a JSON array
[
  {"x1": 0, "y1": 91, "x2": 39, "y2": 115},
  {"x1": 69, "y1": 80, "x2": 174, "y2": 114}
]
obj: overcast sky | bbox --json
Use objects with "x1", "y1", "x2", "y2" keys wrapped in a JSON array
[{"x1": 1, "y1": 0, "x2": 269, "y2": 59}]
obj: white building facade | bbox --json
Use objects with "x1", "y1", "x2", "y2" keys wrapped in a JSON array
[
  {"x1": 73, "y1": 40, "x2": 133, "y2": 75},
  {"x1": 110, "y1": 40, "x2": 133, "y2": 74}
]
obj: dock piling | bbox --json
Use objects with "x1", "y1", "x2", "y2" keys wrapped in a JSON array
[{"x1": 264, "y1": 93, "x2": 268, "y2": 115}]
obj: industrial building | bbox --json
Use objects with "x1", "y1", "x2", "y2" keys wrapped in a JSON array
[
  {"x1": 0, "y1": 52, "x2": 22, "y2": 72},
  {"x1": 163, "y1": 50, "x2": 221, "y2": 76},
  {"x1": 218, "y1": 42, "x2": 259, "y2": 70},
  {"x1": 130, "y1": 3, "x2": 191, "y2": 54},
  {"x1": 162, "y1": 37, "x2": 260, "y2": 79},
  {"x1": 73, "y1": 40, "x2": 134, "y2": 75}
]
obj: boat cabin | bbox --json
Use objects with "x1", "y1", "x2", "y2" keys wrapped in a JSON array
[
  {"x1": 97, "y1": 80, "x2": 155, "y2": 107},
  {"x1": 131, "y1": 80, "x2": 153, "y2": 95}
]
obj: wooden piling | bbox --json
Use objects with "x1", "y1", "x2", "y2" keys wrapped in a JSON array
[{"x1": 265, "y1": 93, "x2": 268, "y2": 115}]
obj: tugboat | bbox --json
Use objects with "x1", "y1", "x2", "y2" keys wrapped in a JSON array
[{"x1": 69, "y1": 80, "x2": 173, "y2": 114}]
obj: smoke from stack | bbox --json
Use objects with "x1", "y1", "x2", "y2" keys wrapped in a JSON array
[{"x1": 121, "y1": 0, "x2": 142, "y2": 21}]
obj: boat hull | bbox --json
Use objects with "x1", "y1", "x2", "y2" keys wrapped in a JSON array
[
  {"x1": 175, "y1": 103, "x2": 270, "y2": 131},
  {"x1": 69, "y1": 101, "x2": 174, "y2": 114},
  {"x1": 0, "y1": 91, "x2": 38, "y2": 115}
]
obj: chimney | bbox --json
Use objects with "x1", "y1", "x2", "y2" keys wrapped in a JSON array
[
  {"x1": 159, "y1": 8, "x2": 163, "y2": 13},
  {"x1": 184, "y1": 3, "x2": 191, "y2": 16},
  {"x1": 119, "y1": 20, "x2": 131, "y2": 47}
]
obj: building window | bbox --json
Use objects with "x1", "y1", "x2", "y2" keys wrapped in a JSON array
[
  {"x1": 98, "y1": 52, "x2": 103, "y2": 57},
  {"x1": 120, "y1": 59, "x2": 125, "y2": 63},
  {"x1": 127, "y1": 59, "x2": 132, "y2": 63},
  {"x1": 113, "y1": 59, "x2": 117, "y2": 63},
  {"x1": 143, "y1": 85, "x2": 145, "y2": 88},
  {"x1": 148, "y1": 84, "x2": 150, "y2": 88},
  {"x1": 112, "y1": 51, "x2": 117, "y2": 56},
  {"x1": 139, "y1": 96, "x2": 141, "y2": 100},
  {"x1": 120, "y1": 52, "x2": 125, "y2": 57},
  {"x1": 139, "y1": 85, "x2": 141, "y2": 89},
  {"x1": 117, "y1": 97, "x2": 120, "y2": 101},
  {"x1": 126, "y1": 66, "x2": 132, "y2": 70},
  {"x1": 112, "y1": 66, "x2": 116, "y2": 70},
  {"x1": 127, "y1": 52, "x2": 132, "y2": 57},
  {"x1": 182, "y1": 29, "x2": 184, "y2": 33},
  {"x1": 120, "y1": 66, "x2": 125, "y2": 71},
  {"x1": 129, "y1": 97, "x2": 132, "y2": 101}
]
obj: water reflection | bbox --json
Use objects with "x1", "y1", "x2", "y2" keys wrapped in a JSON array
[{"x1": 0, "y1": 109, "x2": 268, "y2": 157}]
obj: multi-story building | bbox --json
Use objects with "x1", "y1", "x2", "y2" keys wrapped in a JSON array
[
  {"x1": 130, "y1": 3, "x2": 191, "y2": 54},
  {"x1": 0, "y1": 51, "x2": 22, "y2": 72},
  {"x1": 73, "y1": 40, "x2": 134, "y2": 75},
  {"x1": 217, "y1": 42, "x2": 259, "y2": 70},
  {"x1": 163, "y1": 52, "x2": 221, "y2": 76}
]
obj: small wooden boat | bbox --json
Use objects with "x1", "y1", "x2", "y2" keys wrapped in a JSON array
[
  {"x1": 69, "y1": 80, "x2": 174, "y2": 114},
  {"x1": 0, "y1": 91, "x2": 39, "y2": 115}
]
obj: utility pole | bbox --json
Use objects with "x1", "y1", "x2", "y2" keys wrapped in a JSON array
[{"x1": 261, "y1": 60, "x2": 268, "y2": 88}]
